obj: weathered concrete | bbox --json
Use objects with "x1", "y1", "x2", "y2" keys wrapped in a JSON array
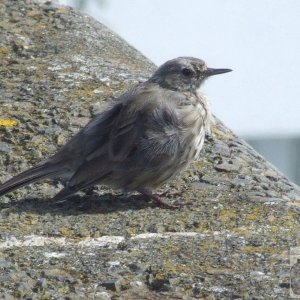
[{"x1": 0, "y1": 0, "x2": 299, "y2": 299}]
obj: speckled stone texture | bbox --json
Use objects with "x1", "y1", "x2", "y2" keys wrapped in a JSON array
[{"x1": 0, "y1": 0, "x2": 300, "y2": 299}]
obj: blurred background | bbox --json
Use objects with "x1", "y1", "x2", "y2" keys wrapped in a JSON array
[{"x1": 59, "y1": 0, "x2": 300, "y2": 185}]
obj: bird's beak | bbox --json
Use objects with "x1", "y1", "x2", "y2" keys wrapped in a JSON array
[{"x1": 204, "y1": 68, "x2": 232, "y2": 77}]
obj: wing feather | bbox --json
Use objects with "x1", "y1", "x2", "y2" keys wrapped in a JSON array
[{"x1": 62, "y1": 84, "x2": 187, "y2": 192}]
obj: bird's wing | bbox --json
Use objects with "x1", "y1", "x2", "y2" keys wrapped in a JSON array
[
  {"x1": 62, "y1": 86, "x2": 185, "y2": 193},
  {"x1": 89, "y1": 85, "x2": 183, "y2": 162}
]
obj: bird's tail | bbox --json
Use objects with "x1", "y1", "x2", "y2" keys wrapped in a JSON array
[{"x1": 0, "y1": 163, "x2": 64, "y2": 197}]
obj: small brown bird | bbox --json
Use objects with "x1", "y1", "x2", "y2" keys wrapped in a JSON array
[{"x1": 0, "y1": 57, "x2": 231, "y2": 207}]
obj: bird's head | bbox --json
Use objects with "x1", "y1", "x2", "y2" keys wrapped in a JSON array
[{"x1": 149, "y1": 57, "x2": 232, "y2": 92}]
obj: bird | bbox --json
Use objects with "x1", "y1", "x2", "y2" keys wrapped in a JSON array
[{"x1": 0, "y1": 57, "x2": 231, "y2": 208}]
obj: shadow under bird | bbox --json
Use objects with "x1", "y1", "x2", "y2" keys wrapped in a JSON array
[{"x1": 0, "y1": 57, "x2": 231, "y2": 207}]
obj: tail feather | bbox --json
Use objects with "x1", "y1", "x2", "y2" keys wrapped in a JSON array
[
  {"x1": 51, "y1": 187, "x2": 76, "y2": 202},
  {"x1": 0, "y1": 163, "x2": 63, "y2": 197}
]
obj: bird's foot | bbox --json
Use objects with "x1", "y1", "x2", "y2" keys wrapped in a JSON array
[
  {"x1": 150, "y1": 193, "x2": 182, "y2": 209},
  {"x1": 138, "y1": 188, "x2": 182, "y2": 209}
]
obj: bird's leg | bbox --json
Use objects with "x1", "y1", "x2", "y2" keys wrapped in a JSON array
[
  {"x1": 137, "y1": 188, "x2": 181, "y2": 209},
  {"x1": 155, "y1": 190, "x2": 169, "y2": 198},
  {"x1": 156, "y1": 189, "x2": 182, "y2": 198}
]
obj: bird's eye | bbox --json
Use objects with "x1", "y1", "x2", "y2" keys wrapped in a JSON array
[{"x1": 181, "y1": 68, "x2": 193, "y2": 76}]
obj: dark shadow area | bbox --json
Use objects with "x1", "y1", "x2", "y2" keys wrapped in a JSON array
[{"x1": 0, "y1": 191, "x2": 157, "y2": 216}]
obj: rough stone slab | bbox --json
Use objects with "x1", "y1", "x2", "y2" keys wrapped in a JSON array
[{"x1": 1, "y1": 0, "x2": 300, "y2": 299}]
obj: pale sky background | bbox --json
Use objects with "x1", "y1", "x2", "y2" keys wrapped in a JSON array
[{"x1": 60, "y1": 0, "x2": 300, "y2": 138}]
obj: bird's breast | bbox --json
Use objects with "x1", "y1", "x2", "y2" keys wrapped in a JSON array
[{"x1": 177, "y1": 93, "x2": 211, "y2": 161}]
